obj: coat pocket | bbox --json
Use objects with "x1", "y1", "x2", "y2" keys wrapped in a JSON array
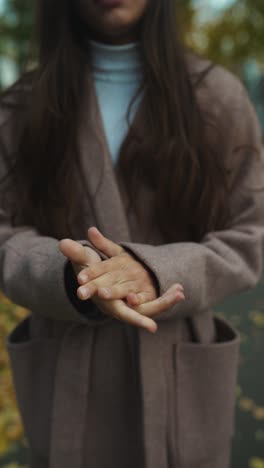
[
  {"x1": 173, "y1": 315, "x2": 240, "y2": 468},
  {"x1": 5, "y1": 315, "x2": 60, "y2": 459}
]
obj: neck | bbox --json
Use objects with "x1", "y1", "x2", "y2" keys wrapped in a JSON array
[
  {"x1": 87, "y1": 25, "x2": 141, "y2": 46},
  {"x1": 88, "y1": 36, "x2": 143, "y2": 84}
]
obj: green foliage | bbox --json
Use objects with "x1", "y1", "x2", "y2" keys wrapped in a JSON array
[{"x1": 196, "y1": 0, "x2": 264, "y2": 71}]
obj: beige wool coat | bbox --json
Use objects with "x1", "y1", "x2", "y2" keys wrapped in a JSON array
[{"x1": 1, "y1": 54, "x2": 264, "y2": 468}]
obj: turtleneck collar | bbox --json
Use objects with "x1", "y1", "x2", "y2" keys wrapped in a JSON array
[{"x1": 88, "y1": 39, "x2": 143, "y2": 83}]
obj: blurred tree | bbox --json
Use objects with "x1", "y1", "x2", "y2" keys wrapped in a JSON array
[
  {"x1": 0, "y1": 0, "x2": 34, "y2": 89},
  {"x1": 189, "y1": 0, "x2": 264, "y2": 71},
  {"x1": 186, "y1": 0, "x2": 264, "y2": 129},
  {"x1": 1, "y1": 0, "x2": 264, "y2": 81}
]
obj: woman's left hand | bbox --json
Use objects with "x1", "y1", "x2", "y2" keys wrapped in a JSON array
[{"x1": 75, "y1": 227, "x2": 184, "y2": 306}]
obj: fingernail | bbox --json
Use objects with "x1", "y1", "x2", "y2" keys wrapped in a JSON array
[
  {"x1": 80, "y1": 286, "x2": 90, "y2": 298},
  {"x1": 79, "y1": 273, "x2": 88, "y2": 283}
]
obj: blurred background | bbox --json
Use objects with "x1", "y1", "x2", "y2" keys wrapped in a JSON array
[{"x1": 0, "y1": 1, "x2": 264, "y2": 467}]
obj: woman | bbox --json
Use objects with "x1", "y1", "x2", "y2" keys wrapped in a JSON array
[{"x1": 1, "y1": 1, "x2": 264, "y2": 468}]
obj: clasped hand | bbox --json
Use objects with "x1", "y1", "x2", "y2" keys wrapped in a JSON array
[{"x1": 59, "y1": 227, "x2": 185, "y2": 333}]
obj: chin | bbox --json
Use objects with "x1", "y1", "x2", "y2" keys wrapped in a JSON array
[
  {"x1": 101, "y1": 8, "x2": 131, "y2": 25},
  {"x1": 81, "y1": 1, "x2": 143, "y2": 43},
  {"x1": 100, "y1": 15, "x2": 136, "y2": 36}
]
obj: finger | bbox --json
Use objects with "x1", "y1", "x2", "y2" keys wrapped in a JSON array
[
  {"x1": 87, "y1": 226, "x2": 124, "y2": 257},
  {"x1": 127, "y1": 283, "x2": 184, "y2": 306},
  {"x1": 77, "y1": 281, "x2": 99, "y2": 300},
  {"x1": 114, "y1": 302, "x2": 157, "y2": 334},
  {"x1": 72, "y1": 248, "x2": 102, "y2": 276},
  {"x1": 97, "y1": 280, "x2": 141, "y2": 300},
  {"x1": 135, "y1": 284, "x2": 185, "y2": 317},
  {"x1": 78, "y1": 270, "x2": 121, "y2": 299},
  {"x1": 93, "y1": 297, "x2": 158, "y2": 334},
  {"x1": 77, "y1": 256, "x2": 124, "y2": 285},
  {"x1": 59, "y1": 239, "x2": 93, "y2": 267},
  {"x1": 126, "y1": 290, "x2": 155, "y2": 306}
]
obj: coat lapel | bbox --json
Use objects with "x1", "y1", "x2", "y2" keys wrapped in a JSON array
[{"x1": 78, "y1": 70, "x2": 131, "y2": 243}]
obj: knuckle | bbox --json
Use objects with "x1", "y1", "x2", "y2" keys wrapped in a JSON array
[
  {"x1": 92, "y1": 278, "x2": 101, "y2": 288},
  {"x1": 88, "y1": 281, "x2": 97, "y2": 291},
  {"x1": 87, "y1": 266, "x2": 96, "y2": 277}
]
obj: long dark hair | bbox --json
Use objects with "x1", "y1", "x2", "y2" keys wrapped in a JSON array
[{"x1": 0, "y1": 0, "x2": 231, "y2": 242}]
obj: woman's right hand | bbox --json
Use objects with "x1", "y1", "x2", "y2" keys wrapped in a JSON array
[{"x1": 60, "y1": 239, "x2": 184, "y2": 334}]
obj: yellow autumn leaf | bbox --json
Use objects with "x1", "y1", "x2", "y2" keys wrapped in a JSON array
[
  {"x1": 0, "y1": 293, "x2": 29, "y2": 459},
  {"x1": 249, "y1": 458, "x2": 264, "y2": 468},
  {"x1": 253, "y1": 407, "x2": 264, "y2": 420},
  {"x1": 3, "y1": 464, "x2": 28, "y2": 468},
  {"x1": 239, "y1": 398, "x2": 254, "y2": 412},
  {"x1": 249, "y1": 310, "x2": 264, "y2": 327}
]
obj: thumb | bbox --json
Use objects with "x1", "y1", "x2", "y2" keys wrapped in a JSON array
[
  {"x1": 87, "y1": 227, "x2": 124, "y2": 258},
  {"x1": 59, "y1": 238, "x2": 99, "y2": 268}
]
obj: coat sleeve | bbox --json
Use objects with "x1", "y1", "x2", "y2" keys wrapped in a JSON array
[
  {"x1": 0, "y1": 216, "x2": 113, "y2": 324},
  {"x1": 0, "y1": 106, "x2": 112, "y2": 326},
  {"x1": 118, "y1": 79, "x2": 264, "y2": 322}
]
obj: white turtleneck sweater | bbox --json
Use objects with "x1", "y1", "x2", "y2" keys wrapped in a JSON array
[{"x1": 89, "y1": 39, "x2": 143, "y2": 165}]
